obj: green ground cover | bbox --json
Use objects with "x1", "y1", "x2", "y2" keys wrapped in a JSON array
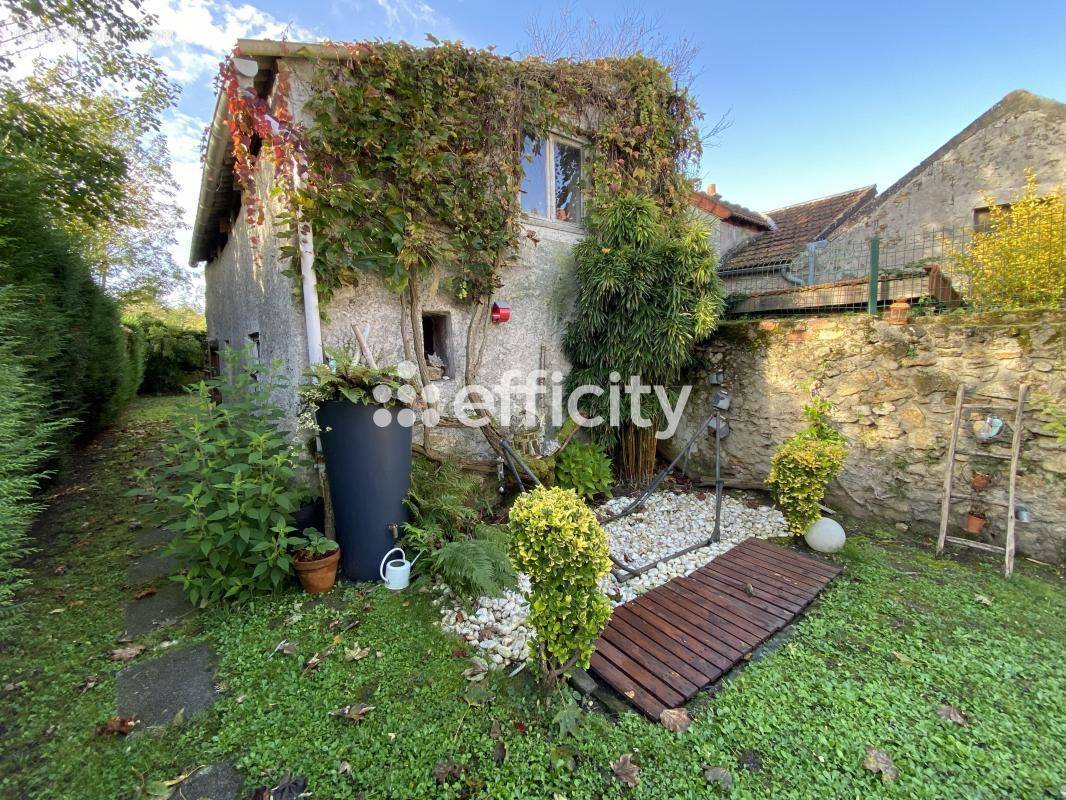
[{"x1": 1, "y1": 396, "x2": 1063, "y2": 799}]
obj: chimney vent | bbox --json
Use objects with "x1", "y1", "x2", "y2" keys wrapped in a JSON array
[{"x1": 706, "y1": 182, "x2": 717, "y2": 196}]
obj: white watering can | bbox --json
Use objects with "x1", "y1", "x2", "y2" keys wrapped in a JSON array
[{"x1": 380, "y1": 547, "x2": 421, "y2": 591}]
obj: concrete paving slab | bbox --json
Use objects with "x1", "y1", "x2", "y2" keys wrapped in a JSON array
[
  {"x1": 168, "y1": 762, "x2": 242, "y2": 800},
  {"x1": 128, "y1": 551, "x2": 179, "y2": 584},
  {"x1": 117, "y1": 644, "x2": 218, "y2": 728},
  {"x1": 124, "y1": 583, "x2": 194, "y2": 637}
]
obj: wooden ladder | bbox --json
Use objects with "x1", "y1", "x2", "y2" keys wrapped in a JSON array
[{"x1": 937, "y1": 383, "x2": 1028, "y2": 577}]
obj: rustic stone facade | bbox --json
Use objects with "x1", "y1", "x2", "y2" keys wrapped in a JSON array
[{"x1": 665, "y1": 310, "x2": 1066, "y2": 561}]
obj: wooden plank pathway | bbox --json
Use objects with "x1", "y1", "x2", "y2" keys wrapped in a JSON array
[{"x1": 589, "y1": 537, "x2": 842, "y2": 719}]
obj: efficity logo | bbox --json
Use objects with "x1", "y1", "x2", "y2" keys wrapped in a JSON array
[{"x1": 371, "y1": 361, "x2": 691, "y2": 440}]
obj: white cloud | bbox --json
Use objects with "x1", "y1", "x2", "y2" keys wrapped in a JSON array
[{"x1": 145, "y1": 0, "x2": 318, "y2": 83}]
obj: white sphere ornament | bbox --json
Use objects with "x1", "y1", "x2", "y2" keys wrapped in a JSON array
[{"x1": 804, "y1": 517, "x2": 846, "y2": 553}]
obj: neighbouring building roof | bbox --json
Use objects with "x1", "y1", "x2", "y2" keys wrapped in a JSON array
[
  {"x1": 721, "y1": 185, "x2": 876, "y2": 271},
  {"x1": 691, "y1": 190, "x2": 773, "y2": 231}
]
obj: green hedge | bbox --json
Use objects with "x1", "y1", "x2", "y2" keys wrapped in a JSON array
[
  {"x1": 125, "y1": 312, "x2": 204, "y2": 394},
  {"x1": 0, "y1": 154, "x2": 141, "y2": 441}
]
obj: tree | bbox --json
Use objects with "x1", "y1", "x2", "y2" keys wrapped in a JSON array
[
  {"x1": 564, "y1": 194, "x2": 724, "y2": 486},
  {"x1": 947, "y1": 169, "x2": 1066, "y2": 310}
]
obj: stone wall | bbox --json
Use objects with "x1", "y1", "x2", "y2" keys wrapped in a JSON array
[{"x1": 665, "y1": 310, "x2": 1066, "y2": 561}]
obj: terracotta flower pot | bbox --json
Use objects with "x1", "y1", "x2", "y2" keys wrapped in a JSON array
[
  {"x1": 970, "y1": 472, "x2": 992, "y2": 492},
  {"x1": 294, "y1": 548, "x2": 340, "y2": 594},
  {"x1": 964, "y1": 512, "x2": 987, "y2": 536}
]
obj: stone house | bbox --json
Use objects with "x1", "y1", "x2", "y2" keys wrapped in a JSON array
[{"x1": 709, "y1": 90, "x2": 1066, "y2": 299}]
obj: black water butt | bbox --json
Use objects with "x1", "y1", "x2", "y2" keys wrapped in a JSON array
[{"x1": 316, "y1": 401, "x2": 412, "y2": 582}]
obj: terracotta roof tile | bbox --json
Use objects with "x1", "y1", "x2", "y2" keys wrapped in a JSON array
[
  {"x1": 691, "y1": 191, "x2": 773, "y2": 230},
  {"x1": 722, "y1": 186, "x2": 876, "y2": 271}
]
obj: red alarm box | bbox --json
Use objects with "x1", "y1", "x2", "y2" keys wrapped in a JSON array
[{"x1": 491, "y1": 301, "x2": 510, "y2": 323}]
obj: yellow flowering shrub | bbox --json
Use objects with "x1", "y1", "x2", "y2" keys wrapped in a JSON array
[
  {"x1": 948, "y1": 169, "x2": 1065, "y2": 309},
  {"x1": 508, "y1": 487, "x2": 612, "y2": 681}
]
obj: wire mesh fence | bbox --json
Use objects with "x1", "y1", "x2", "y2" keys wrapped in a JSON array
[{"x1": 720, "y1": 210, "x2": 1066, "y2": 318}]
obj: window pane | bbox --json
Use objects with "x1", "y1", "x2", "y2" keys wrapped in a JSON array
[
  {"x1": 554, "y1": 141, "x2": 582, "y2": 222},
  {"x1": 519, "y1": 133, "x2": 548, "y2": 217}
]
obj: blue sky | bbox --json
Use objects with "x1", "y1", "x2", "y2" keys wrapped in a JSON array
[{"x1": 149, "y1": 0, "x2": 1066, "y2": 270}]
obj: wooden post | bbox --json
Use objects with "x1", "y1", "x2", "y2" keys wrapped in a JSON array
[
  {"x1": 937, "y1": 384, "x2": 966, "y2": 555},
  {"x1": 1004, "y1": 384, "x2": 1028, "y2": 577}
]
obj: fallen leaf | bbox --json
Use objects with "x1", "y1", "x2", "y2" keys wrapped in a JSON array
[
  {"x1": 489, "y1": 719, "x2": 502, "y2": 739},
  {"x1": 96, "y1": 715, "x2": 137, "y2": 736},
  {"x1": 344, "y1": 645, "x2": 371, "y2": 661},
  {"x1": 375, "y1": 651, "x2": 384, "y2": 658},
  {"x1": 68, "y1": 599, "x2": 85, "y2": 607},
  {"x1": 53, "y1": 564, "x2": 67, "y2": 575},
  {"x1": 171, "y1": 707, "x2": 185, "y2": 727},
  {"x1": 272, "y1": 640, "x2": 297, "y2": 657},
  {"x1": 270, "y1": 773, "x2": 308, "y2": 800},
  {"x1": 862, "y1": 746, "x2": 898, "y2": 783},
  {"x1": 659, "y1": 707, "x2": 691, "y2": 733},
  {"x1": 110, "y1": 644, "x2": 145, "y2": 662},
  {"x1": 79, "y1": 676, "x2": 100, "y2": 693},
  {"x1": 132, "y1": 586, "x2": 157, "y2": 600},
  {"x1": 432, "y1": 760, "x2": 463, "y2": 784},
  {"x1": 49, "y1": 608, "x2": 64, "y2": 614},
  {"x1": 974, "y1": 594, "x2": 993, "y2": 606},
  {"x1": 303, "y1": 653, "x2": 324, "y2": 672},
  {"x1": 330, "y1": 703, "x2": 374, "y2": 723},
  {"x1": 235, "y1": 694, "x2": 247, "y2": 704},
  {"x1": 464, "y1": 682, "x2": 494, "y2": 707},
  {"x1": 492, "y1": 740, "x2": 507, "y2": 764},
  {"x1": 462, "y1": 656, "x2": 489, "y2": 682},
  {"x1": 611, "y1": 754, "x2": 640, "y2": 787},
  {"x1": 703, "y1": 766, "x2": 733, "y2": 789},
  {"x1": 338, "y1": 761, "x2": 352, "y2": 776},
  {"x1": 891, "y1": 651, "x2": 915, "y2": 665},
  {"x1": 451, "y1": 647, "x2": 468, "y2": 658},
  {"x1": 512, "y1": 721, "x2": 527, "y2": 734},
  {"x1": 936, "y1": 705, "x2": 968, "y2": 726}
]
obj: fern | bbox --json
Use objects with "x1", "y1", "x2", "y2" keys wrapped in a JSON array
[{"x1": 431, "y1": 536, "x2": 516, "y2": 600}]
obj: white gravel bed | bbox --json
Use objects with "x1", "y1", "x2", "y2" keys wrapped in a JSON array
[{"x1": 434, "y1": 491, "x2": 789, "y2": 669}]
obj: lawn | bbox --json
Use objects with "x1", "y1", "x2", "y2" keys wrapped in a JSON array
[{"x1": 1, "y1": 396, "x2": 1064, "y2": 799}]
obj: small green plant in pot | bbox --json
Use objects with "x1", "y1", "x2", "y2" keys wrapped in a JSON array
[
  {"x1": 291, "y1": 528, "x2": 340, "y2": 594},
  {"x1": 555, "y1": 440, "x2": 614, "y2": 499},
  {"x1": 767, "y1": 400, "x2": 848, "y2": 535},
  {"x1": 509, "y1": 486, "x2": 612, "y2": 685}
]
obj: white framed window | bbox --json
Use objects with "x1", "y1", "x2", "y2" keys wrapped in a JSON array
[{"x1": 520, "y1": 132, "x2": 584, "y2": 225}]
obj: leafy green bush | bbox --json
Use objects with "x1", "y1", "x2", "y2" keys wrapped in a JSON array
[
  {"x1": 403, "y1": 457, "x2": 515, "y2": 600},
  {"x1": 555, "y1": 441, "x2": 613, "y2": 499},
  {"x1": 508, "y1": 486, "x2": 612, "y2": 682},
  {"x1": 0, "y1": 292, "x2": 71, "y2": 636},
  {"x1": 125, "y1": 310, "x2": 205, "y2": 394},
  {"x1": 767, "y1": 401, "x2": 848, "y2": 534},
  {"x1": 132, "y1": 351, "x2": 312, "y2": 605}
]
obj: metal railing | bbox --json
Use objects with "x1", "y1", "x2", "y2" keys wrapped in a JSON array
[{"x1": 720, "y1": 211, "x2": 1066, "y2": 318}]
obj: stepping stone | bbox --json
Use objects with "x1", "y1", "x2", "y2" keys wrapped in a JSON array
[
  {"x1": 168, "y1": 761, "x2": 242, "y2": 800},
  {"x1": 117, "y1": 644, "x2": 218, "y2": 728},
  {"x1": 135, "y1": 527, "x2": 175, "y2": 549},
  {"x1": 128, "y1": 552, "x2": 179, "y2": 584},
  {"x1": 125, "y1": 583, "x2": 194, "y2": 637}
]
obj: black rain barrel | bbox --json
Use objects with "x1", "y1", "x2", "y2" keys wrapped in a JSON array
[{"x1": 316, "y1": 401, "x2": 412, "y2": 582}]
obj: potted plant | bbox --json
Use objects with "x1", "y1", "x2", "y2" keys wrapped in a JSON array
[
  {"x1": 292, "y1": 529, "x2": 340, "y2": 594},
  {"x1": 964, "y1": 508, "x2": 987, "y2": 536},
  {"x1": 970, "y1": 471, "x2": 992, "y2": 492},
  {"x1": 299, "y1": 350, "x2": 416, "y2": 582}
]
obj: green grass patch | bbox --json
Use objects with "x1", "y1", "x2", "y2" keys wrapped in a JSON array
[{"x1": 1, "y1": 396, "x2": 1063, "y2": 798}]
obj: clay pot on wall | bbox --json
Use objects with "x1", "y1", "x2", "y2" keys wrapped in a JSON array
[
  {"x1": 888, "y1": 299, "x2": 911, "y2": 325},
  {"x1": 970, "y1": 472, "x2": 992, "y2": 492},
  {"x1": 964, "y1": 511, "x2": 987, "y2": 536}
]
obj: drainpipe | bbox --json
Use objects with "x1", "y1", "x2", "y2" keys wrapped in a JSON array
[
  {"x1": 805, "y1": 240, "x2": 828, "y2": 286},
  {"x1": 292, "y1": 160, "x2": 323, "y2": 365}
]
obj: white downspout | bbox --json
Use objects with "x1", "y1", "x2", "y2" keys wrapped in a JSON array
[{"x1": 292, "y1": 161, "x2": 323, "y2": 365}]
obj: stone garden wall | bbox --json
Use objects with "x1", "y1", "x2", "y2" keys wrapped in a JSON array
[{"x1": 665, "y1": 310, "x2": 1066, "y2": 561}]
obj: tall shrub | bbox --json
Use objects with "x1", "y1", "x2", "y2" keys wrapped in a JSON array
[
  {"x1": 132, "y1": 351, "x2": 313, "y2": 605},
  {"x1": 125, "y1": 310, "x2": 205, "y2": 394},
  {"x1": 0, "y1": 291, "x2": 70, "y2": 636},
  {"x1": 0, "y1": 154, "x2": 141, "y2": 442},
  {"x1": 564, "y1": 195, "x2": 724, "y2": 485},
  {"x1": 948, "y1": 169, "x2": 1066, "y2": 309},
  {"x1": 509, "y1": 486, "x2": 612, "y2": 683}
]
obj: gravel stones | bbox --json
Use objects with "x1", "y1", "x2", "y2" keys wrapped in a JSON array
[{"x1": 435, "y1": 491, "x2": 789, "y2": 670}]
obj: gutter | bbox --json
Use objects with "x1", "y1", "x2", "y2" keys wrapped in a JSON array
[
  {"x1": 188, "y1": 89, "x2": 231, "y2": 266},
  {"x1": 718, "y1": 261, "x2": 805, "y2": 286}
]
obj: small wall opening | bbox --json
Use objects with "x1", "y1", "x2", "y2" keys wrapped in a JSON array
[{"x1": 421, "y1": 313, "x2": 451, "y2": 378}]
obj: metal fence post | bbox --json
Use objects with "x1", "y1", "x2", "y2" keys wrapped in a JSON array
[{"x1": 867, "y1": 236, "x2": 880, "y2": 314}]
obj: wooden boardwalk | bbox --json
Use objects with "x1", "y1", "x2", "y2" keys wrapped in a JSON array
[{"x1": 589, "y1": 537, "x2": 841, "y2": 719}]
